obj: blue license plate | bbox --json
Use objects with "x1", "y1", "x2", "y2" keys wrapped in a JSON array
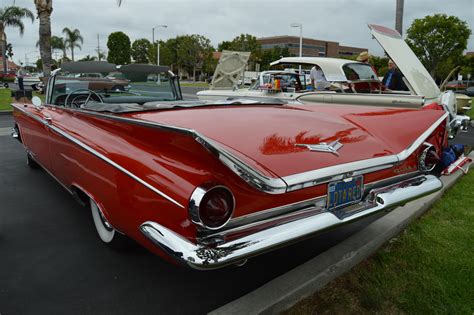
[{"x1": 327, "y1": 176, "x2": 364, "y2": 210}]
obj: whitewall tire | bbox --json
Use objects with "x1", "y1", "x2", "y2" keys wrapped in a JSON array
[{"x1": 90, "y1": 198, "x2": 130, "y2": 248}]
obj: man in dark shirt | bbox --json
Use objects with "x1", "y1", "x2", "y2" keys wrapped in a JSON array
[{"x1": 382, "y1": 59, "x2": 408, "y2": 91}]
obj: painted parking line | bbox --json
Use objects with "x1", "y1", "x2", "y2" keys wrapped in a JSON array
[{"x1": 0, "y1": 127, "x2": 11, "y2": 137}]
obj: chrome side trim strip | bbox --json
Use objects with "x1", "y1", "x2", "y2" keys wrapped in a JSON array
[
  {"x1": 73, "y1": 108, "x2": 288, "y2": 194},
  {"x1": 140, "y1": 174, "x2": 443, "y2": 269},
  {"x1": 198, "y1": 135, "x2": 287, "y2": 193},
  {"x1": 12, "y1": 104, "x2": 184, "y2": 209},
  {"x1": 283, "y1": 156, "x2": 397, "y2": 192},
  {"x1": 396, "y1": 112, "x2": 448, "y2": 160},
  {"x1": 207, "y1": 195, "x2": 327, "y2": 235}
]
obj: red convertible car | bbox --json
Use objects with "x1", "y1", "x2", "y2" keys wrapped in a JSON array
[{"x1": 11, "y1": 61, "x2": 450, "y2": 269}]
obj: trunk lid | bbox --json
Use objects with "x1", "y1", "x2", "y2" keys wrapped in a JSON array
[
  {"x1": 209, "y1": 50, "x2": 250, "y2": 90},
  {"x1": 368, "y1": 24, "x2": 440, "y2": 99},
  {"x1": 128, "y1": 104, "x2": 444, "y2": 179}
]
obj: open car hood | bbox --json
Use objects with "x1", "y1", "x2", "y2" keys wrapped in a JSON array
[
  {"x1": 368, "y1": 24, "x2": 440, "y2": 99},
  {"x1": 210, "y1": 50, "x2": 250, "y2": 90}
]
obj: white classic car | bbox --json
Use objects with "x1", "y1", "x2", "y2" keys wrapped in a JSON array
[{"x1": 198, "y1": 24, "x2": 470, "y2": 137}]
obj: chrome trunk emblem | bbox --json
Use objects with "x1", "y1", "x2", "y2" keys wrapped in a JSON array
[{"x1": 295, "y1": 139, "x2": 343, "y2": 156}]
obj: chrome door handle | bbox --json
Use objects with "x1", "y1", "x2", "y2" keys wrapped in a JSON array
[{"x1": 44, "y1": 116, "x2": 53, "y2": 125}]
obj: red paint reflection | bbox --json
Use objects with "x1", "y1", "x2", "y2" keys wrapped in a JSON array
[{"x1": 260, "y1": 128, "x2": 366, "y2": 155}]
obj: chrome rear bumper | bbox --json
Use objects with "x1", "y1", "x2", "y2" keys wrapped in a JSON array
[
  {"x1": 140, "y1": 175, "x2": 442, "y2": 270},
  {"x1": 455, "y1": 114, "x2": 471, "y2": 131}
]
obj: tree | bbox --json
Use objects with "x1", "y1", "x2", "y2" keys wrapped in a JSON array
[
  {"x1": 0, "y1": 6, "x2": 34, "y2": 73},
  {"x1": 35, "y1": 0, "x2": 121, "y2": 76},
  {"x1": 175, "y1": 34, "x2": 213, "y2": 81},
  {"x1": 36, "y1": 58, "x2": 42, "y2": 70},
  {"x1": 79, "y1": 55, "x2": 97, "y2": 61},
  {"x1": 6, "y1": 43, "x2": 13, "y2": 59},
  {"x1": 62, "y1": 27, "x2": 83, "y2": 61},
  {"x1": 369, "y1": 55, "x2": 389, "y2": 76},
  {"x1": 149, "y1": 38, "x2": 178, "y2": 68},
  {"x1": 131, "y1": 38, "x2": 151, "y2": 63},
  {"x1": 51, "y1": 35, "x2": 67, "y2": 59},
  {"x1": 98, "y1": 51, "x2": 106, "y2": 61},
  {"x1": 107, "y1": 31, "x2": 131, "y2": 65},
  {"x1": 34, "y1": 0, "x2": 53, "y2": 76},
  {"x1": 406, "y1": 14, "x2": 471, "y2": 79},
  {"x1": 460, "y1": 55, "x2": 474, "y2": 79},
  {"x1": 260, "y1": 46, "x2": 292, "y2": 70},
  {"x1": 217, "y1": 34, "x2": 262, "y2": 70},
  {"x1": 217, "y1": 40, "x2": 232, "y2": 51},
  {"x1": 36, "y1": 35, "x2": 67, "y2": 60}
]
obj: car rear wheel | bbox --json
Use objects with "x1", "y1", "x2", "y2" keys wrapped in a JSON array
[
  {"x1": 90, "y1": 198, "x2": 131, "y2": 249},
  {"x1": 111, "y1": 85, "x2": 124, "y2": 91}
]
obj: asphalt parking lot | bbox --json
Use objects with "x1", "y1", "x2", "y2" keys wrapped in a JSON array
[{"x1": 0, "y1": 113, "x2": 382, "y2": 314}]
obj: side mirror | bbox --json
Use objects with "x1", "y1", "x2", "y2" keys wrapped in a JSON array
[{"x1": 32, "y1": 96, "x2": 43, "y2": 108}]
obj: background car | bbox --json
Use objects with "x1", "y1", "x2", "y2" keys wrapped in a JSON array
[
  {"x1": 445, "y1": 80, "x2": 473, "y2": 91},
  {"x1": 455, "y1": 86, "x2": 474, "y2": 97}
]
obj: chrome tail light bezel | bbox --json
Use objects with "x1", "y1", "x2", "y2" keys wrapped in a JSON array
[
  {"x1": 188, "y1": 184, "x2": 235, "y2": 231},
  {"x1": 418, "y1": 142, "x2": 440, "y2": 174}
]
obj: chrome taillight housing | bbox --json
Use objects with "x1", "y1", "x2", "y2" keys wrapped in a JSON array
[
  {"x1": 189, "y1": 185, "x2": 235, "y2": 230},
  {"x1": 418, "y1": 143, "x2": 440, "y2": 173}
]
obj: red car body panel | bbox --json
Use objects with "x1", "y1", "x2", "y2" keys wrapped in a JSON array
[
  {"x1": 129, "y1": 104, "x2": 445, "y2": 178},
  {"x1": 12, "y1": 99, "x2": 447, "y2": 264}
]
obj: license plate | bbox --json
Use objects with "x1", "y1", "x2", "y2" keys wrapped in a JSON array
[{"x1": 327, "y1": 176, "x2": 364, "y2": 210}]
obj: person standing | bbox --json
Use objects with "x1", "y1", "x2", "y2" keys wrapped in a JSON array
[
  {"x1": 310, "y1": 65, "x2": 330, "y2": 90},
  {"x1": 357, "y1": 51, "x2": 378, "y2": 76},
  {"x1": 382, "y1": 59, "x2": 408, "y2": 91},
  {"x1": 356, "y1": 51, "x2": 370, "y2": 63}
]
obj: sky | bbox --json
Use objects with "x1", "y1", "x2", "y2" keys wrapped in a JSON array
[{"x1": 3, "y1": 0, "x2": 474, "y2": 66}]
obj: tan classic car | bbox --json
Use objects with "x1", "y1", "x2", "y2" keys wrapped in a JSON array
[{"x1": 198, "y1": 24, "x2": 468, "y2": 138}]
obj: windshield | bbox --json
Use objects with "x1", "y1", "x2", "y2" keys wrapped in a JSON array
[
  {"x1": 250, "y1": 72, "x2": 305, "y2": 91},
  {"x1": 342, "y1": 63, "x2": 378, "y2": 81},
  {"x1": 51, "y1": 66, "x2": 179, "y2": 107}
]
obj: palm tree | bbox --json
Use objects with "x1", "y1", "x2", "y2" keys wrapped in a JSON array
[
  {"x1": 62, "y1": 27, "x2": 83, "y2": 61},
  {"x1": 79, "y1": 55, "x2": 97, "y2": 61},
  {"x1": 0, "y1": 6, "x2": 34, "y2": 73},
  {"x1": 36, "y1": 35, "x2": 67, "y2": 60},
  {"x1": 35, "y1": 0, "x2": 120, "y2": 76},
  {"x1": 34, "y1": 0, "x2": 53, "y2": 76},
  {"x1": 6, "y1": 43, "x2": 13, "y2": 59},
  {"x1": 51, "y1": 35, "x2": 67, "y2": 60}
]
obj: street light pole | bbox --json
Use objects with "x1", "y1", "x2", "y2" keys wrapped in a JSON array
[
  {"x1": 290, "y1": 23, "x2": 303, "y2": 73},
  {"x1": 152, "y1": 25, "x2": 167, "y2": 65},
  {"x1": 152, "y1": 24, "x2": 167, "y2": 84},
  {"x1": 395, "y1": 0, "x2": 404, "y2": 35}
]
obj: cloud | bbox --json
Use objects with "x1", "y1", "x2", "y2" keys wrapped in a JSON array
[{"x1": 5, "y1": 0, "x2": 474, "y2": 66}]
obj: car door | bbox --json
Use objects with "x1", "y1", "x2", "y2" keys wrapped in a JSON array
[
  {"x1": 15, "y1": 102, "x2": 53, "y2": 171},
  {"x1": 41, "y1": 105, "x2": 77, "y2": 186}
]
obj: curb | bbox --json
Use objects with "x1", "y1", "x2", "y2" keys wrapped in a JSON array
[
  {"x1": 0, "y1": 110, "x2": 12, "y2": 116},
  {"x1": 209, "y1": 155, "x2": 472, "y2": 315}
]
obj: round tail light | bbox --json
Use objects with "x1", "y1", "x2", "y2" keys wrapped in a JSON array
[
  {"x1": 419, "y1": 143, "x2": 440, "y2": 173},
  {"x1": 189, "y1": 185, "x2": 235, "y2": 230}
]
